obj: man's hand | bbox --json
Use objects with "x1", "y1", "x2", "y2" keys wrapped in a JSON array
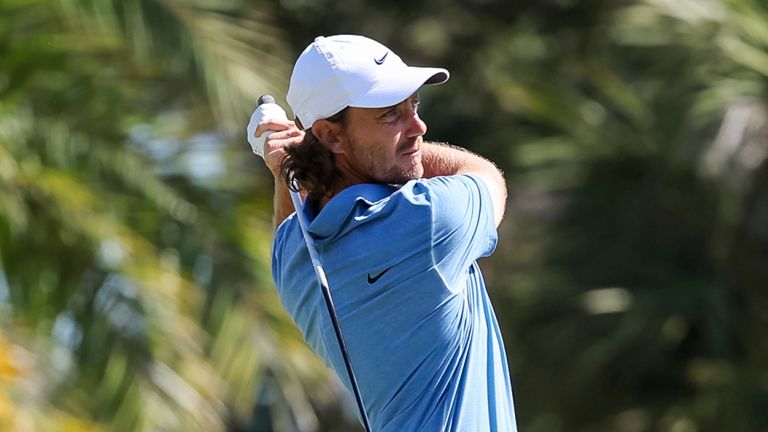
[
  {"x1": 251, "y1": 119, "x2": 305, "y2": 230},
  {"x1": 252, "y1": 120, "x2": 305, "y2": 177}
]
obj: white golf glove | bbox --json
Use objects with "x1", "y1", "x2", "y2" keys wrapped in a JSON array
[{"x1": 246, "y1": 101, "x2": 289, "y2": 159}]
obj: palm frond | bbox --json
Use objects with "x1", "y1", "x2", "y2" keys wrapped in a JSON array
[{"x1": 57, "y1": 0, "x2": 294, "y2": 131}]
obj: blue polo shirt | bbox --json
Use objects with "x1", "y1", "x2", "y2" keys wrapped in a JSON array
[{"x1": 272, "y1": 174, "x2": 517, "y2": 431}]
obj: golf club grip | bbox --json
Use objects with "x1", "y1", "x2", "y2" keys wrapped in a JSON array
[{"x1": 258, "y1": 94, "x2": 276, "y2": 106}]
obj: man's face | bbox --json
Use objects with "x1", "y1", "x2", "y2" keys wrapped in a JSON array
[{"x1": 338, "y1": 93, "x2": 427, "y2": 184}]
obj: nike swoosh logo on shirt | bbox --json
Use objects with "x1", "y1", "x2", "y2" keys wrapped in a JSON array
[
  {"x1": 367, "y1": 266, "x2": 392, "y2": 284},
  {"x1": 374, "y1": 52, "x2": 388, "y2": 65}
]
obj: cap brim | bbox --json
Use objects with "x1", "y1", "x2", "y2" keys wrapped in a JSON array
[{"x1": 348, "y1": 66, "x2": 449, "y2": 109}]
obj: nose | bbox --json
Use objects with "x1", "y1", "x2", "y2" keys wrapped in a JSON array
[{"x1": 405, "y1": 112, "x2": 427, "y2": 138}]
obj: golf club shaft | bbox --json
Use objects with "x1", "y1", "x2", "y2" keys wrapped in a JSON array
[
  {"x1": 290, "y1": 191, "x2": 372, "y2": 432},
  {"x1": 258, "y1": 95, "x2": 372, "y2": 431}
]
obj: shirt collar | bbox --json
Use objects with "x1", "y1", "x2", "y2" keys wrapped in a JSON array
[{"x1": 304, "y1": 183, "x2": 396, "y2": 239}]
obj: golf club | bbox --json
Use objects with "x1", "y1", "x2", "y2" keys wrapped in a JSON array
[{"x1": 255, "y1": 95, "x2": 372, "y2": 432}]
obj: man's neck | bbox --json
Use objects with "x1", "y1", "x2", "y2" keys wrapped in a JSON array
[
  {"x1": 317, "y1": 154, "x2": 370, "y2": 209},
  {"x1": 317, "y1": 177, "x2": 364, "y2": 209}
]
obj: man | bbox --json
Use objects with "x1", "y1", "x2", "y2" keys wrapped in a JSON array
[{"x1": 253, "y1": 35, "x2": 517, "y2": 431}]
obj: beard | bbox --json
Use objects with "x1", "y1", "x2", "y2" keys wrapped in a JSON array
[
  {"x1": 382, "y1": 162, "x2": 423, "y2": 185},
  {"x1": 345, "y1": 134, "x2": 424, "y2": 185},
  {"x1": 380, "y1": 137, "x2": 424, "y2": 184}
]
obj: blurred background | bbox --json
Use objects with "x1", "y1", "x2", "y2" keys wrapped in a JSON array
[{"x1": 1, "y1": 0, "x2": 767, "y2": 430}]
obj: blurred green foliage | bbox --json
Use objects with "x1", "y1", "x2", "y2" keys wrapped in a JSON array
[{"x1": 1, "y1": 0, "x2": 767, "y2": 431}]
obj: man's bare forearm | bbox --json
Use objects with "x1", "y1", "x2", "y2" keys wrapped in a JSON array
[
  {"x1": 273, "y1": 177, "x2": 295, "y2": 231},
  {"x1": 421, "y1": 141, "x2": 508, "y2": 226},
  {"x1": 421, "y1": 141, "x2": 475, "y2": 178}
]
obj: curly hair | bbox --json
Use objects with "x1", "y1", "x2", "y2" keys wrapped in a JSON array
[{"x1": 280, "y1": 109, "x2": 347, "y2": 202}]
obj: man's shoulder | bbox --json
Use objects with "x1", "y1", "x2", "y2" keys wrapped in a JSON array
[
  {"x1": 401, "y1": 174, "x2": 488, "y2": 206},
  {"x1": 274, "y1": 211, "x2": 298, "y2": 238},
  {"x1": 407, "y1": 173, "x2": 484, "y2": 191}
]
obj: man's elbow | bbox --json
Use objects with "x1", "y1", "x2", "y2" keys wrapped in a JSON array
[{"x1": 477, "y1": 164, "x2": 507, "y2": 228}]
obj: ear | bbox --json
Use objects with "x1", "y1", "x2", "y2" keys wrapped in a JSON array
[{"x1": 312, "y1": 120, "x2": 346, "y2": 154}]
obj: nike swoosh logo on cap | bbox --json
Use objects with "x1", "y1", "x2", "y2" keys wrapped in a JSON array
[
  {"x1": 374, "y1": 52, "x2": 388, "y2": 65},
  {"x1": 367, "y1": 266, "x2": 392, "y2": 284}
]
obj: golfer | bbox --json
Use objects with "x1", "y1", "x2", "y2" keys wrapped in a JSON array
[{"x1": 254, "y1": 35, "x2": 517, "y2": 431}]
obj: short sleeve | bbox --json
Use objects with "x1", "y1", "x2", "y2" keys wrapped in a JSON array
[
  {"x1": 271, "y1": 218, "x2": 288, "y2": 289},
  {"x1": 271, "y1": 216, "x2": 333, "y2": 367},
  {"x1": 424, "y1": 174, "x2": 498, "y2": 284}
]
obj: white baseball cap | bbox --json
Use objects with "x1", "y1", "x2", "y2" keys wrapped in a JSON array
[{"x1": 286, "y1": 35, "x2": 449, "y2": 130}]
